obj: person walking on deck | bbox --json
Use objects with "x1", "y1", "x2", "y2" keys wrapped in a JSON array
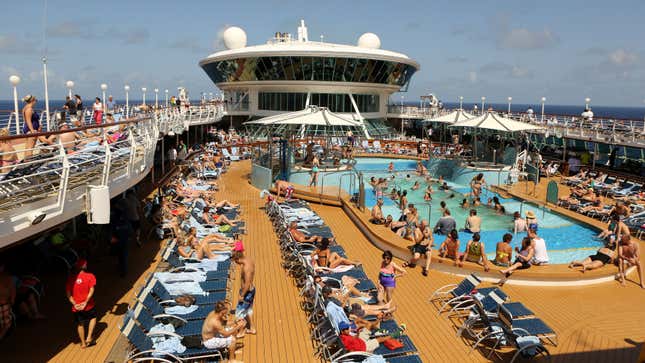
[
  {"x1": 65, "y1": 259, "x2": 97, "y2": 348},
  {"x1": 232, "y1": 242, "x2": 257, "y2": 335}
]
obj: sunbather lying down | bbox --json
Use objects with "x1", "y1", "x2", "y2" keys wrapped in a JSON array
[
  {"x1": 202, "y1": 207, "x2": 241, "y2": 226},
  {"x1": 179, "y1": 227, "x2": 233, "y2": 259},
  {"x1": 568, "y1": 247, "x2": 615, "y2": 272},
  {"x1": 313, "y1": 238, "x2": 360, "y2": 270}
]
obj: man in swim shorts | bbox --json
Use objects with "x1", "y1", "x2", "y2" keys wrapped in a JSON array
[
  {"x1": 202, "y1": 300, "x2": 245, "y2": 360},
  {"x1": 231, "y1": 242, "x2": 257, "y2": 334}
]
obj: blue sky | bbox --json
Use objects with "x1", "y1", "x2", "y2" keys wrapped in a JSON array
[{"x1": 1, "y1": 0, "x2": 644, "y2": 107}]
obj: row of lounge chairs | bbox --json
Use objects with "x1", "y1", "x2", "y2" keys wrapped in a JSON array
[
  {"x1": 430, "y1": 273, "x2": 556, "y2": 362},
  {"x1": 119, "y1": 180, "x2": 243, "y2": 362},
  {"x1": 265, "y1": 198, "x2": 422, "y2": 363}
]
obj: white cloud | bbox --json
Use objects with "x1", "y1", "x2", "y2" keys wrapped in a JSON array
[
  {"x1": 480, "y1": 63, "x2": 533, "y2": 78},
  {"x1": 608, "y1": 49, "x2": 638, "y2": 66},
  {"x1": 498, "y1": 27, "x2": 558, "y2": 50}
]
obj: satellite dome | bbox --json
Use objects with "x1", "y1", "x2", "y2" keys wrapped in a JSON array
[
  {"x1": 357, "y1": 33, "x2": 381, "y2": 49},
  {"x1": 222, "y1": 26, "x2": 247, "y2": 49}
]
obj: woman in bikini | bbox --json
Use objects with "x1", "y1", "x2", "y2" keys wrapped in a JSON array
[
  {"x1": 460, "y1": 232, "x2": 490, "y2": 271},
  {"x1": 439, "y1": 229, "x2": 460, "y2": 265},
  {"x1": 202, "y1": 206, "x2": 240, "y2": 226},
  {"x1": 498, "y1": 237, "x2": 534, "y2": 285},
  {"x1": 313, "y1": 238, "x2": 360, "y2": 270},
  {"x1": 493, "y1": 233, "x2": 513, "y2": 267},
  {"x1": 470, "y1": 173, "x2": 485, "y2": 198},
  {"x1": 378, "y1": 250, "x2": 406, "y2": 303},
  {"x1": 178, "y1": 227, "x2": 216, "y2": 260}
]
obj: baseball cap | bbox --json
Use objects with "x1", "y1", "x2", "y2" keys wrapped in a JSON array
[{"x1": 338, "y1": 321, "x2": 351, "y2": 331}]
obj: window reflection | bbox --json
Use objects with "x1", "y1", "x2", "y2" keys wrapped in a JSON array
[
  {"x1": 202, "y1": 56, "x2": 416, "y2": 86},
  {"x1": 258, "y1": 92, "x2": 379, "y2": 113}
]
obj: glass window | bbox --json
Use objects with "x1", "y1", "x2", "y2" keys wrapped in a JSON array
[{"x1": 302, "y1": 57, "x2": 313, "y2": 80}]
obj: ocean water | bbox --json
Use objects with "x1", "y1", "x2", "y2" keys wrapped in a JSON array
[{"x1": 290, "y1": 157, "x2": 604, "y2": 264}]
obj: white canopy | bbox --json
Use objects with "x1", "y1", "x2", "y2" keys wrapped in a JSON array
[
  {"x1": 428, "y1": 109, "x2": 475, "y2": 124},
  {"x1": 449, "y1": 112, "x2": 544, "y2": 132},
  {"x1": 244, "y1": 106, "x2": 363, "y2": 127}
]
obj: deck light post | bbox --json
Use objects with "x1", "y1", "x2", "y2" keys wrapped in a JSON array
[
  {"x1": 507, "y1": 96, "x2": 512, "y2": 114},
  {"x1": 459, "y1": 96, "x2": 463, "y2": 109},
  {"x1": 481, "y1": 96, "x2": 486, "y2": 112},
  {"x1": 400, "y1": 95, "x2": 405, "y2": 134},
  {"x1": 9, "y1": 75, "x2": 20, "y2": 133},
  {"x1": 585, "y1": 97, "x2": 591, "y2": 109},
  {"x1": 124, "y1": 85, "x2": 130, "y2": 117},
  {"x1": 66, "y1": 80, "x2": 74, "y2": 98},
  {"x1": 540, "y1": 97, "x2": 546, "y2": 122},
  {"x1": 154, "y1": 88, "x2": 159, "y2": 109},
  {"x1": 165, "y1": 89, "x2": 169, "y2": 107},
  {"x1": 100, "y1": 84, "x2": 108, "y2": 113}
]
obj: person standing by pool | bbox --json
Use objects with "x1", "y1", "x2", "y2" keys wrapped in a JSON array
[
  {"x1": 404, "y1": 220, "x2": 433, "y2": 276},
  {"x1": 617, "y1": 235, "x2": 643, "y2": 288},
  {"x1": 525, "y1": 210, "x2": 538, "y2": 231},
  {"x1": 21, "y1": 95, "x2": 41, "y2": 158},
  {"x1": 399, "y1": 190, "x2": 408, "y2": 211},
  {"x1": 470, "y1": 173, "x2": 485, "y2": 199},
  {"x1": 309, "y1": 155, "x2": 319, "y2": 187},
  {"x1": 528, "y1": 228, "x2": 549, "y2": 265},
  {"x1": 513, "y1": 212, "x2": 527, "y2": 233},
  {"x1": 378, "y1": 250, "x2": 405, "y2": 303},
  {"x1": 370, "y1": 199, "x2": 386, "y2": 224},
  {"x1": 460, "y1": 232, "x2": 490, "y2": 271},
  {"x1": 388, "y1": 161, "x2": 394, "y2": 173},
  {"x1": 434, "y1": 209, "x2": 456, "y2": 235}
]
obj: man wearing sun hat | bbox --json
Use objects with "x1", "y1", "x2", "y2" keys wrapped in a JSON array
[{"x1": 65, "y1": 259, "x2": 97, "y2": 348}]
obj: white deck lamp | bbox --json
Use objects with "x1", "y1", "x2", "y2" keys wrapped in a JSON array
[
  {"x1": 459, "y1": 96, "x2": 463, "y2": 109},
  {"x1": 165, "y1": 89, "x2": 169, "y2": 107},
  {"x1": 124, "y1": 85, "x2": 130, "y2": 116},
  {"x1": 100, "y1": 83, "x2": 108, "y2": 113},
  {"x1": 541, "y1": 97, "x2": 546, "y2": 122},
  {"x1": 66, "y1": 80, "x2": 74, "y2": 98},
  {"x1": 154, "y1": 88, "x2": 159, "y2": 109},
  {"x1": 9, "y1": 75, "x2": 21, "y2": 133},
  {"x1": 481, "y1": 96, "x2": 486, "y2": 112},
  {"x1": 507, "y1": 97, "x2": 512, "y2": 114},
  {"x1": 142, "y1": 87, "x2": 147, "y2": 105},
  {"x1": 585, "y1": 97, "x2": 591, "y2": 109}
]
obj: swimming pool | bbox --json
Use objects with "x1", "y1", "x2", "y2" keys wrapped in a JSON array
[{"x1": 290, "y1": 157, "x2": 604, "y2": 264}]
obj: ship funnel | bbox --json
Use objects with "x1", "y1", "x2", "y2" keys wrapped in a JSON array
[{"x1": 297, "y1": 19, "x2": 308, "y2": 42}]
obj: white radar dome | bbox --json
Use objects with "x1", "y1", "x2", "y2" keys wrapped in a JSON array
[
  {"x1": 222, "y1": 26, "x2": 247, "y2": 49},
  {"x1": 357, "y1": 33, "x2": 381, "y2": 49}
]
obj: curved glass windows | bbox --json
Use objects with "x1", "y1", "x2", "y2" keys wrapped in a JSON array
[
  {"x1": 201, "y1": 56, "x2": 417, "y2": 86},
  {"x1": 258, "y1": 92, "x2": 379, "y2": 113}
]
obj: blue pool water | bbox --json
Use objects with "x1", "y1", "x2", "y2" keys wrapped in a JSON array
[{"x1": 290, "y1": 157, "x2": 604, "y2": 264}]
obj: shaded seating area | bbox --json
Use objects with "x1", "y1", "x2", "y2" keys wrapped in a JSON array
[{"x1": 264, "y1": 198, "x2": 422, "y2": 362}]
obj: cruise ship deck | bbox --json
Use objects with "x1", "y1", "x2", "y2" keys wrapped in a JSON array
[{"x1": 3, "y1": 159, "x2": 642, "y2": 362}]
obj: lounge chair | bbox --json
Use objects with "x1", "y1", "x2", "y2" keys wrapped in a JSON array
[{"x1": 429, "y1": 273, "x2": 481, "y2": 310}]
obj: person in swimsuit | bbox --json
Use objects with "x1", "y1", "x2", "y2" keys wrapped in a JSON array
[
  {"x1": 314, "y1": 238, "x2": 360, "y2": 270},
  {"x1": 231, "y1": 245, "x2": 257, "y2": 335},
  {"x1": 411, "y1": 181, "x2": 420, "y2": 191},
  {"x1": 438, "y1": 229, "x2": 460, "y2": 265},
  {"x1": 202, "y1": 206, "x2": 240, "y2": 226},
  {"x1": 460, "y1": 232, "x2": 490, "y2": 271},
  {"x1": 568, "y1": 247, "x2": 615, "y2": 272},
  {"x1": 201, "y1": 300, "x2": 245, "y2": 362},
  {"x1": 498, "y1": 237, "x2": 534, "y2": 285},
  {"x1": 404, "y1": 220, "x2": 433, "y2": 276},
  {"x1": 275, "y1": 179, "x2": 294, "y2": 201},
  {"x1": 178, "y1": 228, "x2": 217, "y2": 260},
  {"x1": 21, "y1": 95, "x2": 41, "y2": 158},
  {"x1": 370, "y1": 199, "x2": 386, "y2": 224},
  {"x1": 617, "y1": 234, "x2": 644, "y2": 288},
  {"x1": 493, "y1": 233, "x2": 513, "y2": 267},
  {"x1": 470, "y1": 173, "x2": 485, "y2": 198},
  {"x1": 378, "y1": 251, "x2": 405, "y2": 303},
  {"x1": 388, "y1": 162, "x2": 394, "y2": 173},
  {"x1": 288, "y1": 221, "x2": 324, "y2": 244},
  {"x1": 399, "y1": 190, "x2": 408, "y2": 211},
  {"x1": 309, "y1": 155, "x2": 319, "y2": 187},
  {"x1": 387, "y1": 215, "x2": 407, "y2": 234}
]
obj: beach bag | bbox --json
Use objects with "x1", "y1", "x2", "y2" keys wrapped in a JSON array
[{"x1": 383, "y1": 338, "x2": 404, "y2": 350}]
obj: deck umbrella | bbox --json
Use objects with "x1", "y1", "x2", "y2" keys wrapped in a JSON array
[{"x1": 426, "y1": 108, "x2": 475, "y2": 142}]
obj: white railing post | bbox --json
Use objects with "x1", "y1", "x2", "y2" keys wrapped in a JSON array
[
  {"x1": 101, "y1": 133, "x2": 112, "y2": 186},
  {"x1": 56, "y1": 142, "x2": 71, "y2": 213},
  {"x1": 127, "y1": 130, "x2": 137, "y2": 177}
]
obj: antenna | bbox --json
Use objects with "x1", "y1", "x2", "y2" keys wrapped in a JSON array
[{"x1": 41, "y1": 0, "x2": 51, "y2": 131}]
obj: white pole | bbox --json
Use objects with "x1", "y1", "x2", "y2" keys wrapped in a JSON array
[
  {"x1": 507, "y1": 97, "x2": 512, "y2": 114},
  {"x1": 154, "y1": 88, "x2": 159, "y2": 109},
  {"x1": 541, "y1": 97, "x2": 546, "y2": 122},
  {"x1": 9, "y1": 75, "x2": 21, "y2": 134},
  {"x1": 459, "y1": 96, "x2": 463, "y2": 109},
  {"x1": 165, "y1": 89, "x2": 169, "y2": 107},
  {"x1": 42, "y1": 57, "x2": 51, "y2": 131},
  {"x1": 124, "y1": 85, "x2": 130, "y2": 117},
  {"x1": 585, "y1": 97, "x2": 591, "y2": 109},
  {"x1": 66, "y1": 80, "x2": 74, "y2": 98},
  {"x1": 481, "y1": 96, "x2": 486, "y2": 112},
  {"x1": 142, "y1": 87, "x2": 147, "y2": 105}
]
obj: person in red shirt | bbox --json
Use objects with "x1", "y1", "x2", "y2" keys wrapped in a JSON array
[
  {"x1": 66, "y1": 259, "x2": 97, "y2": 348},
  {"x1": 338, "y1": 321, "x2": 390, "y2": 353}
]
